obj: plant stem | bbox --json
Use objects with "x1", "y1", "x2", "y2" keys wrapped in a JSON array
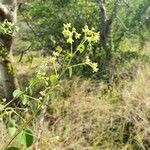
[{"x1": 33, "y1": 96, "x2": 50, "y2": 150}]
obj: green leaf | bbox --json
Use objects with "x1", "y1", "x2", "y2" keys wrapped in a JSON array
[
  {"x1": 8, "y1": 120, "x2": 16, "y2": 136},
  {"x1": 21, "y1": 95, "x2": 28, "y2": 105},
  {"x1": 0, "y1": 104, "x2": 5, "y2": 111},
  {"x1": 50, "y1": 75, "x2": 58, "y2": 85},
  {"x1": 44, "y1": 80, "x2": 49, "y2": 86},
  {"x1": 13, "y1": 90, "x2": 23, "y2": 98},
  {"x1": 8, "y1": 126, "x2": 16, "y2": 136},
  {"x1": 69, "y1": 67, "x2": 72, "y2": 78},
  {"x1": 8, "y1": 120, "x2": 15, "y2": 127},
  {"x1": 18, "y1": 129, "x2": 34, "y2": 148},
  {"x1": 6, "y1": 147, "x2": 19, "y2": 150}
]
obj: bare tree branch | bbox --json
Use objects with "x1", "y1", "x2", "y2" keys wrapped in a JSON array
[{"x1": 18, "y1": 8, "x2": 38, "y2": 37}]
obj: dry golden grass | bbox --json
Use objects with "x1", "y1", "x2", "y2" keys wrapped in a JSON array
[
  {"x1": 0, "y1": 122, "x2": 20, "y2": 149},
  {"x1": 1, "y1": 69, "x2": 150, "y2": 149},
  {"x1": 1, "y1": 42, "x2": 150, "y2": 150},
  {"x1": 35, "y1": 63, "x2": 150, "y2": 150}
]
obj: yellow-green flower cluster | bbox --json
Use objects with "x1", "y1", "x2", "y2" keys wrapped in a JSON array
[
  {"x1": 85, "y1": 56, "x2": 99, "y2": 72},
  {"x1": 62, "y1": 23, "x2": 81, "y2": 44},
  {"x1": 49, "y1": 51, "x2": 60, "y2": 63},
  {"x1": 82, "y1": 25, "x2": 99, "y2": 43}
]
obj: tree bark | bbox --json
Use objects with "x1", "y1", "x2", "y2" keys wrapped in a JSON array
[
  {"x1": 99, "y1": 0, "x2": 109, "y2": 50},
  {"x1": 0, "y1": 0, "x2": 18, "y2": 101},
  {"x1": 98, "y1": 0, "x2": 111, "y2": 61},
  {"x1": 98, "y1": 0, "x2": 118, "y2": 60}
]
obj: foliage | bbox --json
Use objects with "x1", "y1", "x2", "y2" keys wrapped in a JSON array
[
  {"x1": 20, "y1": 0, "x2": 99, "y2": 50},
  {"x1": 0, "y1": 19, "x2": 18, "y2": 61},
  {"x1": 111, "y1": 0, "x2": 150, "y2": 49},
  {"x1": 18, "y1": 0, "x2": 149, "y2": 54},
  {"x1": 0, "y1": 20, "x2": 16, "y2": 35},
  {"x1": 0, "y1": 0, "x2": 149, "y2": 149},
  {"x1": 0, "y1": 24, "x2": 99, "y2": 149}
]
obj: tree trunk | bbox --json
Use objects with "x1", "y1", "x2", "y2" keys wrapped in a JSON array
[
  {"x1": 0, "y1": 61, "x2": 17, "y2": 100},
  {"x1": 0, "y1": 0, "x2": 18, "y2": 101},
  {"x1": 98, "y1": 0, "x2": 118, "y2": 60},
  {"x1": 98, "y1": 0, "x2": 111, "y2": 61},
  {"x1": 99, "y1": 0, "x2": 109, "y2": 50}
]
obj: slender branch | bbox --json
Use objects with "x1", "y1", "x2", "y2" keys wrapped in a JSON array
[
  {"x1": 33, "y1": 97, "x2": 50, "y2": 150},
  {"x1": 18, "y1": 44, "x2": 32, "y2": 62},
  {"x1": 18, "y1": 8, "x2": 37, "y2": 37}
]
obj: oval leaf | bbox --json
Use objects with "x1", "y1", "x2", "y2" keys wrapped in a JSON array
[
  {"x1": 8, "y1": 120, "x2": 16, "y2": 136},
  {"x1": 8, "y1": 126, "x2": 16, "y2": 136},
  {"x1": 19, "y1": 129, "x2": 34, "y2": 148},
  {"x1": 21, "y1": 95, "x2": 28, "y2": 105},
  {"x1": 0, "y1": 104, "x2": 5, "y2": 111},
  {"x1": 6, "y1": 147, "x2": 19, "y2": 150},
  {"x1": 13, "y1": 90, "x2": 23, "y2": 98}
]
